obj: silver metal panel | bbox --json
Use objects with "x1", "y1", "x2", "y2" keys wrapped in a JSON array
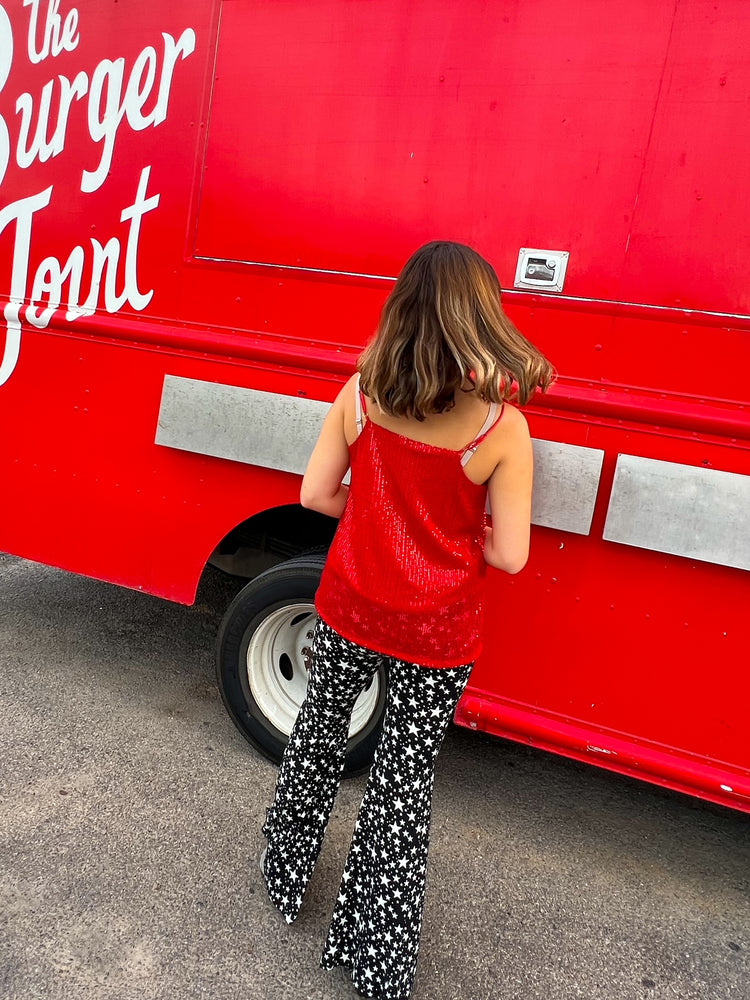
[
  {"x1": 530, "y1": 440, "x2": 604, "y2": 535},
  {"x1": 603, "y1": 454, "x2": 750, "y2": 571},
  {"x1": 156, "y1": 375, "x2": 605, "y2": 534},
  {"x1": 155, "y1": 375, "x2": 330, "y2": 476}
]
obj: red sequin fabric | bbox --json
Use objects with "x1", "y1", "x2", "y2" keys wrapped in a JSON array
[{"x1": 315, "y1": 416, "x2": 495, "y2": 668}]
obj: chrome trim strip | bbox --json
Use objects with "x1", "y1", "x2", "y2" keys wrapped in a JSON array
[
  {"x1": 193, "y1": 255, "x2": 395, "y2": 282},
  {"x1": 192, "y1": 257, "x2": 750, "y2": 320},
  {"x1": 501, "y1": 291, "x2": 750, "y2": 321}
]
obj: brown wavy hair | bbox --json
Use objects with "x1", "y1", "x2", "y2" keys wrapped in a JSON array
[{"x1": 358, "y1": 241, "x2": 555, "y2": 419}]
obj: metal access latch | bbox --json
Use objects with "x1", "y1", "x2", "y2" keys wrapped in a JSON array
[{"x1": 514, "y1": 248, "x2": 569, "y2": 293}]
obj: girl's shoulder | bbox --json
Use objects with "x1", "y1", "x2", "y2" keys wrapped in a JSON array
[
  {"x1": 462, "y1": 401, "x2": 530, "y2": 484},
  {"x1": 336, "y1": 372, "x2": 361, "y2": 404},
  {"x1": 337, "y1": 373, "x2": 362, "y2": 446},
  {"x1": 329, "y1": 373, "x2": 361, "y2": 419},
  {"x1": 496, "y1": 399, "x2": 529, "y2": 435},
  {"x1": 482, "y1": 401, "x2": 531, "y2": 455}
]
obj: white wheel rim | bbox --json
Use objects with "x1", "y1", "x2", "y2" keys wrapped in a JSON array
[{"x1": 245, "y1": 604, "x2": 381, "y2": 739}]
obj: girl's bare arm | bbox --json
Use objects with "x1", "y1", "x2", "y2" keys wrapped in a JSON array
[
  {"x1": 484, "y1": 406, "x2": 533, "y2": 574},
  {"x1": 299, "y1": 377, "x2": 356, "y2": 518}
]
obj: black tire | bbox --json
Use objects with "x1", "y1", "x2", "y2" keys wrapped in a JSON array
[{"x1": 215, "y1": 553, "x2": 386, "y2": 776}]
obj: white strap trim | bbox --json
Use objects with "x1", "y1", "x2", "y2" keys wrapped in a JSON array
[
  {"x1": 474, "y1": 401, "x2": 500, "y2": 442},
  {"x1": 460, "y1": 402, "x2": 500, "y2": 466},
  {"x1": 354, "y1": 373, "x2": 364, "y2": 436}
]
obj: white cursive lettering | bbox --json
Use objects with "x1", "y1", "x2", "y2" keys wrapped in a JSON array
[
  {"x1": 15, "y1": 71, "x2": 88, "y2": 167},
  {"x1": 0, "y1": 186, "x2": 53, "y2": 386},
  {"x1": 0, "y1": 4, "x2": 12, "y2": 187},
  {"x1": 81, "y1": 29, "x2": 195, "y2": 192},
  {"x1": 0, "y1": 6, "x2": 196, "y2": 388},
  {"x1": 24, "y1": 0, "x2": 79, "y2": 64},
  {"x1": 1, "y1": 167, "x2": 159, "y2": 384}
]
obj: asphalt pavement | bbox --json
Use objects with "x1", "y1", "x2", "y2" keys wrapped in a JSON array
[{"x1": 0, "y1": 552, "x2": 748, "y2": 1000}]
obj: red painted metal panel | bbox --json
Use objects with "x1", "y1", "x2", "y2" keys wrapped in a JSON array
[
  {"x1": 620, "y1": 1, "x2": 750, "y2": 314},
  {"x1": 1, "y1": 0, "x2": 749, "y2": 812},
  {"x1": 196, "y1": 0, "x2": 674, "y2": 296},
  {"x1": 473, "y1": 404, "x2": 750, "y2": 797},
  {"x1": 1, "y1": 318, "x2": 313, "y2": 601}
]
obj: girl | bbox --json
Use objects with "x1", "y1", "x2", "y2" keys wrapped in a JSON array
[{"x1": 260, "y1": 241, "x2": 554, "y2": 999}]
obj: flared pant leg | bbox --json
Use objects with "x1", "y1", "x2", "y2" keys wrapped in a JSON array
[
  {"x1": 320, "y1": 655, "x2": 473, "y2": 1000},
  {"x1": 262, "y1": 618, "x2": 382, "y2": 924}
]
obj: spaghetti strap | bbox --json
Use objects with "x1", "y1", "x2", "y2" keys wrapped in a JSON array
[
  {"x1": 460, "y1": 402, "x2": 505, "y2": 467},
  {"x1": 354, "y1": 373, "x2": 368, "y2": 437}
]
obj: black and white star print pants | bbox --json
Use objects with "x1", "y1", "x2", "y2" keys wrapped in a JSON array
[{"x1": 261, "y1": 618, "x2": 473, "y2": 1000}]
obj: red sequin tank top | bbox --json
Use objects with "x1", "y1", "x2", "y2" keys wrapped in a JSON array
[{"x1": 315, "y1": 383, "x2": 504, "y2": 668}]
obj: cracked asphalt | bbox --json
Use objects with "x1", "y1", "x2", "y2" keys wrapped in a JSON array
[{"x1": 0, "y1": 552, "x2": 748, "y2": 1000}]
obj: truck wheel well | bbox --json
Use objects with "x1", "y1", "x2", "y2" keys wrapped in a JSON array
[{"x1": 207, "y1": 504, "x2": 336, "y2": 579}]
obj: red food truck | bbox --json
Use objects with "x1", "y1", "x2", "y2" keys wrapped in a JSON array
[{"x1": 2, "y1": 0, "x2": 748, "y2": 811}]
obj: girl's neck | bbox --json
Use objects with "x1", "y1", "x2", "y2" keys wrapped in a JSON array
[{"x1": 367, "y1": 385, "x2": 491, "y2": 449}]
